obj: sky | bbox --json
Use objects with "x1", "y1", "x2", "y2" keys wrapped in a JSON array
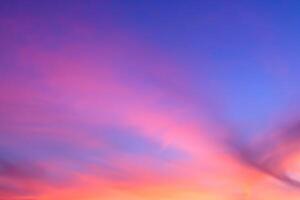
[{"x1": 1, "y1": 0, "x2": 300, "y2": 199}]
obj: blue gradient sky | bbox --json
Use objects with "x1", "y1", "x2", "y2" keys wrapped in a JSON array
[{"x1": 1, "y1": 0, "x2": 300, "y2": 199}]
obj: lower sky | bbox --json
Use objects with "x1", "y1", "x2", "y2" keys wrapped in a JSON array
[{"x1": 1, "y1": 0, "x2": 300, "y2": 199}]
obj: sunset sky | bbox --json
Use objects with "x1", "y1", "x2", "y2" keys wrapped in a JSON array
[{"x1": 1, "y1": 1, "x2": 300, "y2": 199}]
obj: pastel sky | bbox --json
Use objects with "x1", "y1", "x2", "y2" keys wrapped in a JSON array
[{"x1": 1, "y1": 0, "x2": 300, "y2": 199}]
